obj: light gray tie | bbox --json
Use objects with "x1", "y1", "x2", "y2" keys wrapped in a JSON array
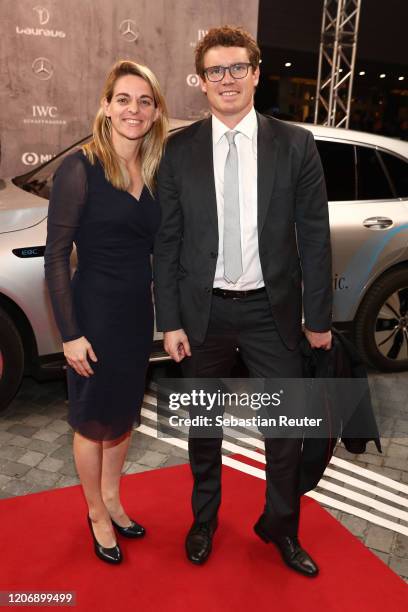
[{"x1": 223, "y1": 131, "x2": 242, "y2": 283}]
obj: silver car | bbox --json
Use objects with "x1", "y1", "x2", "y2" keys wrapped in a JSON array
[{"x1": 1, "y1": 122, "x2": 407, "y2": 410}]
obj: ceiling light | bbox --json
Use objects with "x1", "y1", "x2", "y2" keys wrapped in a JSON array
[
  {"x1": 379, "y1": 73, "x2": 386, "y2": 79},
  {"x1": 359, "y1": 71, "x2": 365, "y2": 76},
  {"x1": 285, "y1": 62, "x2": 292, "y2": 67},
  {"x1": 398, "y1": 76, "x2": 404, "y2": 81}
]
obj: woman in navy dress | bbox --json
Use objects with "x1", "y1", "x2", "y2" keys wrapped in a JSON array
[{"x1": 44, "y1": 60, "x2": 168, "y2": 564}]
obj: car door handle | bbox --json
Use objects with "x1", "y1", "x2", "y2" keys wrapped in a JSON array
[{"x1": 363, "y1": 217, "x2": 393, "y2": 230}]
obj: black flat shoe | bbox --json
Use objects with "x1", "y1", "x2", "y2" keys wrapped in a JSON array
[
  {"x1": 185, "y1": 518, "x2": 218, "y2": 565},
  {"x1": 254, "y1": 519, "x2": 318, "y2": 577},
  {"x1": 111, "y1": 517, "x2": 146, "y2": 538},
  {"x1": 87, "y1": 516, "x2": 122, "y2": 564}
]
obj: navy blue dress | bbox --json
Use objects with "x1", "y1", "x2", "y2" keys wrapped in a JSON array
[{"x1": 44, "y1": 150, "x2": 160, "y2": 440}]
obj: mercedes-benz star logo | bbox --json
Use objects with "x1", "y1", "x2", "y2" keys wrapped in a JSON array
[
  {"x1": 119, "y1": 19, "x2": 139, "y2": 43},
  {"x1": 33, "y1": 6, "x2": 50, "y2": 25},
  {"x1": 32, "y1": 57, "x2": 53, "y2": 80}
]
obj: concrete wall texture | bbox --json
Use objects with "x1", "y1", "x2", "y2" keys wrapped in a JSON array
[{"x1": 0, "y1": 0, "x2": 259, "y2": 177}]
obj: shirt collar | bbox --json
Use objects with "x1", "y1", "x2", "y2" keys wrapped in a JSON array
[{"x1": 212, "y1": 106, "x2": 257, "y2": 144}]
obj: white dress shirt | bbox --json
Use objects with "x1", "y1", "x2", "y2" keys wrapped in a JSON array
[{"x1": 212, "y1": 107, "x2": 264, "y2": 290}]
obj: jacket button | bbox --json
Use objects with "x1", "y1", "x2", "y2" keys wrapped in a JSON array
[
  {"x1": 210, "y1": 251, "x2": 217, "y2": 258},
  {"x1": 205, "y1": 287, "x2": 211, "y2": 293}
]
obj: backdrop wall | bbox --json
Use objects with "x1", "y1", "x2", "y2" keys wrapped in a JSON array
[{"x1": 0, "y1": 0, "x2": 259, "y2": 177}]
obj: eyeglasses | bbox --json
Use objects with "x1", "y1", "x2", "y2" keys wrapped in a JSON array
[{"x1": 203, "y1": 62, "x2": 253, "y2": 82}]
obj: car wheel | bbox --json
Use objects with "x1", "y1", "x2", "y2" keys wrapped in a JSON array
[
  {"x1": 0, "y1": 308, "x2": 24, "y2": 411},
  {"x1": 354, "y1": 268, "x2": 408, "y2": 372}
]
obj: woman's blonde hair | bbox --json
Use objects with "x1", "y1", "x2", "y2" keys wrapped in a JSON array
[{"x1": 82, "y1": 60, "x2": 168, "y2": 195}]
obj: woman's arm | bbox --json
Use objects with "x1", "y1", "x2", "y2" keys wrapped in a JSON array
[{"x1": 44, "y1": 152, "x2": 97, "y2": 376}]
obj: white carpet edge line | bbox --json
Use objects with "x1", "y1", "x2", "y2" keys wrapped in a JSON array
[
  {"x1": 308, "y1": 492, "x2": 408, "y2": 537},
  {"x1": 316, "y1": 480, "x2": 408, "y2": 522},
  {"x1": 330, "y1": 456, "x2": 408, "y2": 494},
  {"x1": 141, "y1": 403, "x2": 408, "y2": 499},
  {"x1": 144, "y1": 391, "x2": 408, "y2": 492},
  {"x1": 323, "y1": 467, "x2": 408, "y2": 508},
  {"x1": 220, "y1": 440, "x2": 408, "y2": 520},
  {"x1": 220, "y1": 438, "x2": 407, "y2": 503},
  {"x1": 222, "y1": 457, "x2": 408, "y2": 536},
  {"x1": 138, "y1": 424, "x2": 188, "y2": 451},
  {"x1": 136, "y1": 423, "x2": 408, "y2": 536},
  {"x1": 221, "y1": 438, "x2": 408, "y2": 510},
  {"x1": 142, "y1": 400, "x2": 264, "y2": 445}
]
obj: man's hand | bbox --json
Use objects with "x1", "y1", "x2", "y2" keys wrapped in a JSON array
[
  {"x1": 163, "y1": 329, "x2": 192, "y2": 362},
  {"x1": 63, "y1": 336, "x2": 98, "y2": 377},
  {"x1": 304, "y1": 328, "x2": 332, "y2": 351}
]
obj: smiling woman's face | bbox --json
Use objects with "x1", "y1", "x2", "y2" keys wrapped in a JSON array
[
  {"x1": 103, "y1": 74, "x2": 159, "y2": 142},
  {"x1": 200, "y1": 46, "x2": 259, "y2": 126}
]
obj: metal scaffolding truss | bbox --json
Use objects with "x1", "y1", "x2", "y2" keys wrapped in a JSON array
[{"x1": 314, "y1": 0, "x2": 362, "y2": 128}]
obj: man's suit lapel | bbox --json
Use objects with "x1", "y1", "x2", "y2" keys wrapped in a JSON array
[
  {"x1": 257, "y1": 112, "x2": 280, "y2": 234},
  {"x1": 191, "y1": 117, "x2": 218, "y2": 236},
  {"x1": 189, "y1": 112, "x2": 279, "y2": 238}
]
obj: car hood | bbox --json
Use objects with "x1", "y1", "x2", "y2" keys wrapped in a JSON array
[{"x1": 0, "y1": 179, "x2": 47, "y2": 234}]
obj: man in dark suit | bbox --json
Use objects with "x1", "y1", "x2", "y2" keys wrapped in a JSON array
[{"x1": 154, "y1": 26, "x2": 332, "y2": 577}]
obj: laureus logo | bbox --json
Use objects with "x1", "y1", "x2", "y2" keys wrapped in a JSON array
[
  {"x1": 31, "y1": 57, "x2": 54, "y2": 80},
  {"x1": 119, "y1": 19, "x2": 139, "y2": 43},
  {"x1": 16, "y1": 6, "x2": 66, "y2": 38},
  {"x1": 33, "y1": 6, "x2": 50, "y2": 25}
]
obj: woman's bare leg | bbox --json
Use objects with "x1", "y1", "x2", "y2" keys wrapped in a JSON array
[
  {"x1": 101, "y1": 431, "x2": 133, "y2": 527},
  {"x1": 73, "y1": 431, "x2": 116, "y2": 547}
]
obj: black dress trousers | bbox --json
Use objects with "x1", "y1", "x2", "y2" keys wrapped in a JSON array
[{"x1": 181, "y1": 290, "x2": 303, "y2": 537}]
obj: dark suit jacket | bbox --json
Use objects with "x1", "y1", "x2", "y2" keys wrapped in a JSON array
[{"x1": 153, "y1": 112, "x2": 332, "y2": 349}]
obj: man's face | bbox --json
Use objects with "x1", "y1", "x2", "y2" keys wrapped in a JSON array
[{"x1": 199, "y1": 46, "x2": 259, "y2": 124}]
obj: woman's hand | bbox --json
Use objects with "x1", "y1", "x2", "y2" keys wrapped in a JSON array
[{"x1": 63, "y1": 336, "x2": 98, "y2": 377}]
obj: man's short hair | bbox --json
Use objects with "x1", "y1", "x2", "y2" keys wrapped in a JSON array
[{"x1": 195, "y1": 25, "x2": 261, "y2": 79}]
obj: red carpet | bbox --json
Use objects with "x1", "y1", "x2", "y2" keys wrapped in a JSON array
[{"x1": 1, "y1": 462, "x2": 407, "y2": 611}]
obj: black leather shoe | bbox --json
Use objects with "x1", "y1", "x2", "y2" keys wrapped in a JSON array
[
  {"x1": 87, "y1": 516, "x2": 122, "y2": 564},
  {"x1": 185, "y1": 518, "x2": 218, "y2": 565},
  {"x1": 254, "y1": 520, "x2": 318, "y2": 577},
  {"x1": 111, "y1": 517, "x2": 146, "y2": 538}
]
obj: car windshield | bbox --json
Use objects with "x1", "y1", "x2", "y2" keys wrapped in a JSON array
[
  {"x1": 12, "y1": 136, "x2": 92, "y2": 200},
  {"x1": 10, "y1": 123, "x2": 187, "y2": 201}
]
